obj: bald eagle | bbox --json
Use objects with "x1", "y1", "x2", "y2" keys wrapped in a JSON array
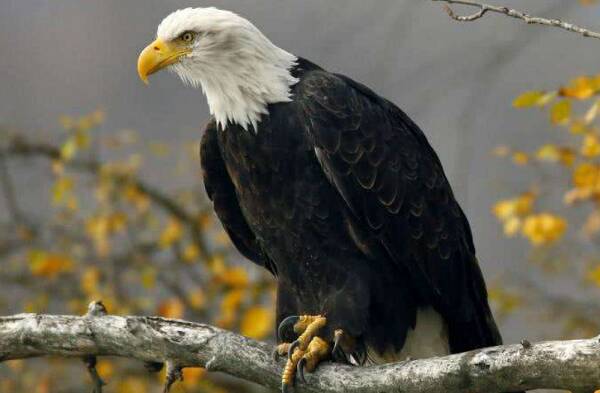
[{"x1": 138, "y1": 7, "x2": 506, "y2": 392}]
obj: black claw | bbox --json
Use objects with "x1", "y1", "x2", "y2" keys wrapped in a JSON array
[
  {"x1": 278, "y1": 316, "x2": 299, "y2": 342},
  {"x1": 288, "y1": 340, "x2": 300, "y2": 360},
  {"x1": 272, "y1": 347, "x2": 281, "y2": 362},
  {"x1": 282, "y1": 382, "x2": 291, "y2": 393},
  {"x1": 297, "y1": 358, "x2": 306, "y2": 383}
]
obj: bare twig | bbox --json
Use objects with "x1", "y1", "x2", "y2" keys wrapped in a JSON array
[
  {"x1": 2, "y1": 312, "x2": 600, "y2": 393},
  {"x1": 432, "y1": 0, "x2": 600, "y2": 40}
]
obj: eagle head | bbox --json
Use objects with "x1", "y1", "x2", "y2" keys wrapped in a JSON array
[{"x1": 137, "y1": 7, "x2": 298, "y2": 131}]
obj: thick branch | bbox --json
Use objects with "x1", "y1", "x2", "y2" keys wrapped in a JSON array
[
  {"x1": 2, "y1": 313, "x2": 600, "y2": 392},
  {"x1": 432, "y1": 0, "x2": 600, "y2": 40}
]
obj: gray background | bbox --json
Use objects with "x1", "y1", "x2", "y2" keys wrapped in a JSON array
[{"x1": 1, "y1": 0, "x2": 600, "y2": 347}]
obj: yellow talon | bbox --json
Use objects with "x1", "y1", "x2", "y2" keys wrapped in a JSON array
[
  {"x1": 282, "y1": 345, "x2": 305, "y2": 392},
  {"x1": 303, "y1": 336, "x2": 330, "y2": 372},
  {"x1": 278, "y1": 315, "x2": 329, "y2": 392}
]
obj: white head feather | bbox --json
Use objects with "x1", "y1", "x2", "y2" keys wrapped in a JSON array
[{"x1": 157, "y1": 7, "x2": 299, "y2": 131}]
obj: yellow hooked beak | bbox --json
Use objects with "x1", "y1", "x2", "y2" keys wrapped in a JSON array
[{"x1": 137, "y1": 38, "x2": 191, "y2": 84}]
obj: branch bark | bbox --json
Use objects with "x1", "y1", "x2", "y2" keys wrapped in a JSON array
[
  {"x1": 432, "y1": 0, "x2": 600, "y2": 40},
  {"x1": 2, "y1": 313, "x2": 600, "y2": 393}
]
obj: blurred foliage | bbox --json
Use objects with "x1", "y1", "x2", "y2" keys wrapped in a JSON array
[
  {"x1": 0, "y1": 111, "x2": 275, "y2": 392},
  {"x1": 491, "y1": 70, "x2": 600, "y2": 338}
]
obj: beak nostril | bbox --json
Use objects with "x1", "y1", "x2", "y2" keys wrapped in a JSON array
[{"x1": 153, "y1": 46, "x2": 160, "y2": 51}]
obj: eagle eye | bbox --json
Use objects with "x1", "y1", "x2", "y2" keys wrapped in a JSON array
[{"x1": 180, "y1": 31, "x2": 195, "y2": 43}]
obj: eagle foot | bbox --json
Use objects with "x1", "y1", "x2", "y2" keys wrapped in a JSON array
[{"x1": 277, "y1": 315, "x2": 329, "y2": 393}]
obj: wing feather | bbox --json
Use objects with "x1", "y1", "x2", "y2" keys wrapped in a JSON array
[
  {"x1": 200, "y1": 119, "x2": 276, "y2": 275},
  {"x1": 298, "y1": 71, "x2": 501, "y2": 350}
]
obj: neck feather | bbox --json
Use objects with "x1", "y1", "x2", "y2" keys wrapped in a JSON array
[{"x1": 176, "y1": 42, "x2": 298, "y2": 131}]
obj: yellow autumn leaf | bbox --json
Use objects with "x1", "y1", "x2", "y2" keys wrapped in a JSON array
[
  {"x1": 81, "y1": 267, "x2": 101, "y2": 296},
  {"x1": 570, "y1": 120, "x2": 590, "y2": 134},
  {"x1": 492, "y1": 192, "x2": 535, "y2": 221},
  {"x1": 581, "y1": 133, "x2": 600, "y2": 158},
  {"x1": 188, "y1": 289, "x2": 206, "y2": 310},
  {"x1": 550, "y1": 100, "x2": 571, "y2": 125},
  {"x1": 123, "y1": 184, "x2": 150, "y2": 212},
  {"x1": 197, "y1": 213, "x2": 214, "y2": 230},
  {"x1": 559, "y1": 75, "x2": 599, "y2": 100},
  {"x1": 503, "y1": 216, "x2": 522, "y2": 237},
  {"x1": 488, "y1": 286, "x2": 523, "y2": 316},
  {"x1": 522, "y1": 213, "x2": 567, "y2": 246},
  {"x1": 583, "y1": 210, "x2": 600, "y2": 237},
  {"x1": 209, "y1": 255, "x2": 226, "y2": 275},
  {"x1": 240, "y1": 306, "x2": 274, "y2": 339},
  {"x1": 512, "y1": 91, "x2": 546, "y2": 108},
  {"x1": 105, "y1": 212, "x2": 127, "y2": 233},
  {"x1": 558, "y1": 148, "x2": 576, "y2": 167},
  {"x1": 535, "y1": 145, "x2": 575, "y2": 167},
  {"x1": 66, "y1": 195, "x2": 79, "y2": 211},
  {"x1": 512, "y1": 151, "x2": 529, "y2": 166},
  {"x1": 74, "y1": 128, "x2": 91, "y2": 149},
  {"x1": 218, "y1": 289, "x2": 245, "y2": 328},
  {"x1": 77, "y1": 115, "x2": 94, "y2": 131},
  {"x1": 159, "y1": 219, "x2": 183, "y2": 249},
  {"x1": 493, "y1": 200, "x2": 515, "y2": 221},
  {"x1": 183, "y1": 243, "x2": 200, "y2": 263},
  {"x1": 564, "y1": 187, "x2": 592, "y2": 205},
  {"x1": 29, "y1": 250, "x2": 74, "y2": 278},
  {"x1": 218, "y1": 266, "x2": 249, "y2": 287},
  {"x1": 86, "y1": 216, "x2": 110, "y2": 256},
  {"x1": 141, "y1": 266, "x2": 157, "y2": 289},
  {"x1": 60, "y1": 138, "x2": 78, "y2": 161},
  {"x1": 586, "y1": 265, "x2": 600, "y2": 287},
  {"x1": 52, "y1": 176, "x2": 74, "y2": 205},
  {"x1": 96, "y1": 360, "x2": 114, "y2": 380},
  {"x1": 181, "y1": 367, "x2": 206, "y2": 387},
  {"x1": 158, "y1": 298, "x2": 185, "y2": 319},
  {"x1": 117, "y1": 377, "x2": 148, "y2": 393},
  {"x1": 573, "y1": 163, "x2": 600, "y2": 189}
]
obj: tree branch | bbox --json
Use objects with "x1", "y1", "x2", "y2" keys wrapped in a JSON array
[
  {"x1": 2, "y1": 312, "x2": 600, "y2": 392},
  {"x1": 432, "y1": 0, "x2": 600, "y2": 40},
  {"x1": 0, "y1": 134, "x2": 211, "y2": 258}
]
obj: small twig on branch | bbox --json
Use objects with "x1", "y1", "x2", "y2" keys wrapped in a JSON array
[
  {"x1": 163, "y1": 361, "x2": 184, "y2": 393},
  {"x1": 432, "y1": 0, "x2": 600, "y2": 40},
  {"x1": 2, "y1": 312, "x2": 600, "y2": 392},
  {"x1": 83, "y1": 301, "x2": 108, "y2": 393},
  {"x1": 83, "y1": 356, "x2": 106, "y2": 393}
]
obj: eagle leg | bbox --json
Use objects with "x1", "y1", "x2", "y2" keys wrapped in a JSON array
[{"x1": 278, "y1": 315, "x2": 328, "y2": 393}]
